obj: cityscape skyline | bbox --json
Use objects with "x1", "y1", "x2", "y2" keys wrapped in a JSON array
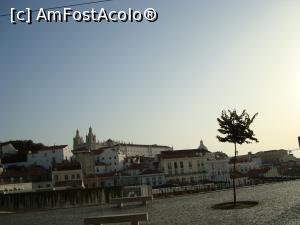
[{"x1": 1, "y1": 0, "x2": 300, "y2": 157}]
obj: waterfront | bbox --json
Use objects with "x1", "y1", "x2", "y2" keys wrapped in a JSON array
[{"x1": 2, "y1": 181, "x2": 300, "y2": 225}]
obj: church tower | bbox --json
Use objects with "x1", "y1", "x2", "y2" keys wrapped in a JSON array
[
  {"x1": 73, "y1": 129, "x2": 84, "y2": 150},
  {"x1": 86, "y1": 126, "x2": 96, "y2": 150}
]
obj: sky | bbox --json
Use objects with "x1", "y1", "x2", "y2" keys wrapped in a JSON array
[{"x1": 0, "y1": 0, "x2": 300, "y2": 157}]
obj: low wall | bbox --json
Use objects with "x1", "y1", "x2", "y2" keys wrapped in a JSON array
[{"x1": 0, "y1": 187, "x2": 121, "y2": 211}]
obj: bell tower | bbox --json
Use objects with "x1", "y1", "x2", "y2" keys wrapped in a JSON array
[
  {"x1": 73, "y1": 129, "x2": 83, "y2": 150},
  {"x1": 86, "y1": 126, "x2": 96, "y2": 150}
]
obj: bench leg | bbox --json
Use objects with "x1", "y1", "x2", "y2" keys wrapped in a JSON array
[{"x1": 132, "y1": 221, "x2": 139, "y2": 225}]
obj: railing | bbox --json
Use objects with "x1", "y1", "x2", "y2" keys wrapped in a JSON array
[{"x1": 152, "y1": 183, "x2": 216, "y2": 195}]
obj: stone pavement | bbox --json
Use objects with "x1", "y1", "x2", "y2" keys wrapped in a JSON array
[{"x1": 2, "y1": 181, "x2": 300, "y2": 225}]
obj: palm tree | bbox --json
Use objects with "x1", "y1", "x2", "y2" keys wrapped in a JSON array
[{"x1": 217, "y1": 109, "x2": 258, "y2": 205}]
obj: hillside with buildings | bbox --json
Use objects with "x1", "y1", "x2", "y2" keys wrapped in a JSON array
[{"x1": 0, "y1": 128, "x2": 299, "y2": 193}]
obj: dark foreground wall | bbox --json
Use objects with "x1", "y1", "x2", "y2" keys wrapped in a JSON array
[{"x1": 0, "y1": 187, "x2": 121, "y2": 210}]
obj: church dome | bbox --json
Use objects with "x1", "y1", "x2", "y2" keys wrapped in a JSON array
[{"x1": 198, "y1": 140, "x2": 208, "y2": 151}]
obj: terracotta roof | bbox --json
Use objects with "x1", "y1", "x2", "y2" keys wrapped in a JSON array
[
  {"x1": 92, "y1": 145, "x2": 118, "y2": 155},
  {"x1": 38, "y1": 145, "x2": 67, "y2": 152},
  {"x1": 159, "y1": 149, "x2": 209, "y2": 159},
  {"x1": 0, "y1": 166, "x2": 50, "y2": 178},
  {"x1": 73, "y1": 147, "x2": 90, "y2": 153},
  {"x1": 229, "y1": 155, "x2": 251, "y2": 164},
  {"x1": 52, "y1": 161, "x2": 81, "y2": 171},
  {"x1": 230, "y1": 168, "x2": 269, "y2": 178},
  {"x1": 92, "y1": 148, "x2": 105, "y2": 155},
  {"x1": 127, "y1": 163, "x2": 145, "y2": 170}
]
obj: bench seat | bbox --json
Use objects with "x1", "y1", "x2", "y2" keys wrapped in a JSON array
[{"x1": 84, "y1": 212, "x2": 148, "y2": 225}]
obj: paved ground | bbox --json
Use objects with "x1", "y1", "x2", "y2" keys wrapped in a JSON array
[{"x1": 1, "y1": 181, "x2": 300, "y2": 225}]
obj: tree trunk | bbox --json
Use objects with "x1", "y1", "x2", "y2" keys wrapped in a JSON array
[{"x1": 233, "y1": 143, "x2": 237, "y2": 205}]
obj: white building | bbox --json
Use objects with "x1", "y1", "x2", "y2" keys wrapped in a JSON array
[
  {"x1": 158, "y1": 141, "x2": 212, "y2": 184},
  {"x1": 207, "y1": 153, "x2": 230, "y2": 183},
  {"x1": 0, "y1": 143, "x2": 18, "y2": 157},
  {"x1": 229, "y1": 153, "x2": 262, "y2": 174},
  {"x1": 52, "y1": 161, "x2": 84, "y2": 189},
  {"x1": 117, "y1": 144, "x2": 172, "y2": 157},
  {"x1": 93, "y1": 146, "x2": 126, "y2": 173},
  {"x1": 159, "y1": 141, "x2": 231, "y2": 185},
  {"x1": 0, "y1": 165, "x2": 52, "y2": 193},
  {"x1": 27, "y1": 145, "x2": 71, "y2": 169}
]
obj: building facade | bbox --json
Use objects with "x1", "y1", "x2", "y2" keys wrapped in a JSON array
[
  {"x1": 159, "y1": 147, "x2": 211, "y2": 184},
  {"x1": 52, "y1": 161, "x2": 84, "y2": 189},
  {"x1": 27, "y1": 145, "x2": 71, "y2": 169}
]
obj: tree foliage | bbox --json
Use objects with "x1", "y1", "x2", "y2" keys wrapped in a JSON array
[
  {"x1": 217, "y1": 109, "x2": 259, "y2": 145},
  {"x1": 2, "y1": 140, "x2": 46, "y2": 154}
]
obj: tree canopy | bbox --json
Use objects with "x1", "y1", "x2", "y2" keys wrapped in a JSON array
[{"x1": 217, "y1": 109, "x2": 259, "y2": 145}]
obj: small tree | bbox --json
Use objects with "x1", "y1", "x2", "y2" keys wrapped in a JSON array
[{"x1": 217, "y1": 109, "x2": 258, "y2": 205}]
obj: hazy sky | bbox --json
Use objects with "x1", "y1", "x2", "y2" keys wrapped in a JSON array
[{"x1": 1, "y1": 0, "x2": 299, "y2": 156}]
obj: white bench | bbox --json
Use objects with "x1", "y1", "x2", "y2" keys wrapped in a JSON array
[
  {"x1": 84, "y1": 212, "x2": 148, "y2": 225},
  {"x1": 110, "y1": 196, "x2": 153, "y2": 208}
]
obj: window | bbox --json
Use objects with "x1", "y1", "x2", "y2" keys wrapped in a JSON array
[
  {"x1": 152, "y1": 177, "x2": 156, "y2": 185},
  {"x1": 114, "y1": 162, "x2": 117, "y2": 166},
  {"x1": 77, "y1": 174, "x2": 80, "y2": 179},
  {"x1": 102, "y1": 157, "x2": 104, "y2": 160},
  {"x1": 174, "y1": 162, "x2": 177, "y2": 168},
  {"x1": 54, "y1": 175, "x2": 58, "y2": 181},
  {"x1": 188, "y1": 161, "x2": 192, "y2": 169},
  {"x1": 174, "y1": 162, "x2": 178, "y2": 174},
  {"x1": 114, "y1": 156, "x2": 116, "y2": 159},
  {"x1": 180, "y1": 162, "x2": 184, "y2": 168},
  {"x1": 71, "y1": 174, "x2": 75, "y2": 180},
  {"x1": 158, "y1": 176, "x2": 162, "y2": 184},
  {"x1": 109, "y1": 157, "x2": 111, "y2": 160},
  {"x1": 44, "y1": 152, "x2": 47, "y2": 157},
  {"x1": 65, "y1": 175, "x2": 68, "y2": 180},
  {"x1": 167, "y1": 162, "x2": 172, "y2": 174},
  {"x1": 191, "y1": 177, "x2": 195, "y2": 183}
]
